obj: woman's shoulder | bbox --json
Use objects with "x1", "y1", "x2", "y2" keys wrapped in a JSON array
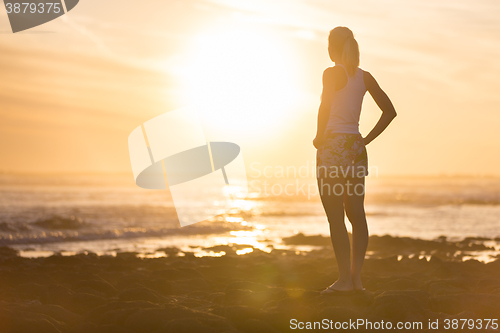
[
  {"x1": 323, "y1": 65, "x2": 345, "y2": 75},
  {"x1": 361, "y1": 70, "x2": 377, "y2": 90},
  {"x1": 323, "y1": 66, "x2": 348, "y2": 82},
  {"x1": 360, "y1": 68, "x2": 375, "y2": 78}
]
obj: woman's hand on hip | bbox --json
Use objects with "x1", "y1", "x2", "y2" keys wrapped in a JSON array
[{"x1": 313, "y1": 135, "x2": 325, "y2": 149}]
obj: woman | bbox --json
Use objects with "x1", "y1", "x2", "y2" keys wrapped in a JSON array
[{"x1": 313, "y1": 26, "x2": 397, "y2": 294}]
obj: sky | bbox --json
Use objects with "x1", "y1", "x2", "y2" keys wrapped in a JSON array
[{"x1": 0, "y1": 0, "x2": 499, "y2": 177}]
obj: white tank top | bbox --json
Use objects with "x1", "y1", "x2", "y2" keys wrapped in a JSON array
[{"x1": 325, "y1": 64, "x2": 367, "y2": 134}]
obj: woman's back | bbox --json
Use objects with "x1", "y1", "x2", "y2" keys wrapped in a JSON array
[
  {"x1": 314, "y1": 26, "x2": 397, "y2": 294},
  {"x1": 325, "y1": 64, "x2": 367, "y2": 135}
]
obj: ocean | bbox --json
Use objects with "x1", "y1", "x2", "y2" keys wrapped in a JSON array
[{"x1": 1, "y1": 173, "x2": 499, "y2": 261}]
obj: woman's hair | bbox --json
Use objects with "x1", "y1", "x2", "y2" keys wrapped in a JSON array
[{"x1": 328, "y1": 27, "x2": 360, "y2": 77}]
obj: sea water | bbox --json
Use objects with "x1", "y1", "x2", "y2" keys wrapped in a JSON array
[{"x1": 0, "y1": 173, "x2": 499, "y2": 261}]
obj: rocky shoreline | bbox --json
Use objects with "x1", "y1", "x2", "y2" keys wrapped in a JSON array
[{"x1": 0, "y1": 234, "x2": 499, "y2": 332}]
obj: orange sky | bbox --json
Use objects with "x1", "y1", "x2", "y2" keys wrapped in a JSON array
[{"x1": 0, "y1": 0, "x2": 499, "y2": 176}]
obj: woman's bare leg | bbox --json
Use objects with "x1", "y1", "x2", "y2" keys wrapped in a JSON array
[
  {"x1": 318, "y1": 175, "x2": 354, "y2": 291},
  {"x1": 344, "y1": 176, "x2": 368, "y2": 290}
]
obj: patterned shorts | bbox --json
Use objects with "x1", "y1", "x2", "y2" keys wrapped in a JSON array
[{"x1": 316, "y1": 131, "x2": 369, "y2": 178}]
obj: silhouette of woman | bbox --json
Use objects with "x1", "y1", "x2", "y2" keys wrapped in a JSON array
[{"x1": 313, "y1": 27, "x2": 397, "y2": 294}]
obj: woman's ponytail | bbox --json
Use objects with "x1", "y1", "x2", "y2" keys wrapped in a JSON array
[
  {"x1": 341, "y1": 35, "x2": 360, "y2": 77},
  {"x1": 328, "y1": 27, "x2": 360, "y2": 76}
]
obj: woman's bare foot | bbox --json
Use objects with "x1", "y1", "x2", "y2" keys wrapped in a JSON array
[
  {"x1": 322, "y1": 278, "x2": 354, "y2": 293},
  {"x1": 351, "y1": 276, "x2": 364, "y2": 290}
]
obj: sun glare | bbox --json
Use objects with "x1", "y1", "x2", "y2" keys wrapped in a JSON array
[{"x1": 177, "y1": 24, "x2": 302, "y2": 137}]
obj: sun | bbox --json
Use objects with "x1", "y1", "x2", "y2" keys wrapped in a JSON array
[{"x1": 176, "y1": 23, "x2": 303, "y2": 140}]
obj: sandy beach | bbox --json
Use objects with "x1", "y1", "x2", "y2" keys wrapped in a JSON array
[{"x1": 0, "y1": 233, "x2": 499, "y2": 333}]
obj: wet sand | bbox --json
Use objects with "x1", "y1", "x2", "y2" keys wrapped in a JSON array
[{"x1": 0, "y1": 234, "x2": 499, "y2": 333}]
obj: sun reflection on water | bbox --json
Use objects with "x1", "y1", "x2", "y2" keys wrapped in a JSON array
[
  {"x1": 236, "y1": 248, "x2": 253, "y2": 255},
  {"x1": 194, "y1": 251, "x2": 226, "y2": 258}
]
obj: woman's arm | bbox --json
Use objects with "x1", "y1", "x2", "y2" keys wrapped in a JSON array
[
  {"x1": 313, "y1": 67, "x2": 336, "y2": 149},
  {"x1": 362, "y1": 71, "x2": 397, "y2": 145}
]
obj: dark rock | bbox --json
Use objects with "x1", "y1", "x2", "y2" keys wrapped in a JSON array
[
  {"x1": 40, "y1": 284, "x2": 74, "y2": 308},
  {"x1": 0, "y1": 246, "x2": 20, "y2": 258},
  {"x1": 95, "y1": 325, "x2": 136, "y2": 333},
  {"x1": 72, "y1": 279, "x2": 117, "y2": 296},
  {"x1": 170, "y1": 277, "x2": 214, "y2": 294},
  {"x1": 429, "y1": 293, "x2": 500, "y2": 318},
  {"x1": 372, "y1": 294, "x2": 427, "y2": 321},
  {"x1": 218, "y1": 305, "x2": 263, "y2": 323},
  {"x1": 376, "y1": 290, "x2": 430, "y2": 304},
  {"x1": 240, "y1": 318, "x2": 279, "y2": 333},
  {"x1": 68, "y1": 322, "x2": 135, "y2": 333},
  {"x1": 162, "y1": 317, "x2": 230, "y2": 333},
  {"x1": 223, "y1": 289, "x2": 273, "y2": 308},
  {"x1": 156, "y1": 247, "x2": 180, "y2": 256},
  {"x1": 225, "y1": 281, "x2": 269, "y2": 292},
  {"x1": 260, "y1": 302, "x2": 314, "y2": 333},
  {"x1": 0, "y1": 309, "x2": 63, "y2": 333},
  {"x1": 115, "y1": 252, "x2": 139, "y2": 260},
  {"x1": 427, "y1": 281, "x2": 467, "y2": 295},
  {"x1": 43, "y1": 255, "x2": 84, "y2": 266},
  {"x1": 375, "y1": 277, "x2": 422, "y2": 290},
  {"x1": 17, "y1": 282, "x2": 46, "y2": 300},
  {"x1": 118, "y1": 285, "x2": 161, "y2": 303},
  {"x1": 12, "y1": 303, "x2": 81, "y2": 327},
  {"x1": 443, "y1": 310, "x2": 477, "y2": 321},
  {"x1": 473, "y1": 278, "x2": 500, "y2": 293},
  {"x1": 114, "y1": 272, "x2": 148, "y2": 290},
  {"x1": 202, "y1": 245, "x2": 236, "y2": 255},
  {"x1": 124, "y1": 305, "x2": 226, "y2": 333},
  {"x1": 84, "y1": 300, "x2": 160, "y2": 325},
  {"x1": 428, "y1": 255, "x2": 444, "y2": 265},
  {"x1": 317, "y1": 306, "x2": 363, "y2": 322},
  {"x1": 67, "y1": 321, "x2": 98, "y2": 333},
  {"x1": 314, "y1": 291, "x2": 374, "y2": 308},
  {"x1": 68, "y1": 292, "x2": 107, "y2": 314},
  {"x1": 74, "y1": 286, "x2": 105, "y2": 298},
  {"x1": 94, "y1": 308, "x2": 141, "y2": 327},
  {"x1": 282, "y1": 233, "x2": 331, "y2": 246},
  {"x1": 140, "y1": 278, "x2": 172, "y2": 296},
  {"x1": 151, "y1": 268, "x2": 204, "y2": 280}
]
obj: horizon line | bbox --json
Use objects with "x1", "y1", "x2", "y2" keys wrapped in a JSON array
[{"x1": 1, "y1": 170, "x2": 500, "y2": 179}]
